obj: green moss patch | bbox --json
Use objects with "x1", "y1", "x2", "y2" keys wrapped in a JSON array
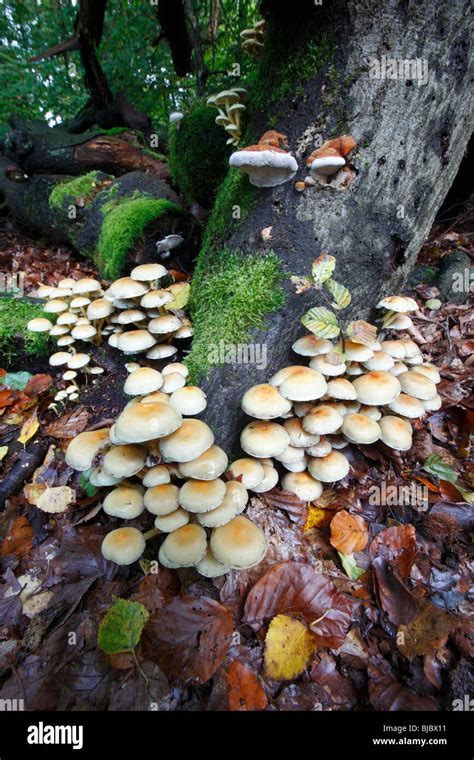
[
  {"x1": 49, "y1": 171, "x2": 101, "y2": 211},
  {"x1": 97, "y1": 197, "x2": 182, "y2": 279},
  {"x1": 0, "y1": 297, "x2": 54, "y2": 368},
  {"x1": 168, "y1": 98, "x2": 230, "y2": 206},
  {"x1": 195, "y1": 168, "x2": 258, "y2": 269},
  {"x1": 186, "y1": 250, "x2": 285, "y2": 381}
]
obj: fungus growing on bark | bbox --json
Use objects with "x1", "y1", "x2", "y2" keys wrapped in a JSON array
[{"x1": 229, "y1": 131, "x2": 298, "y2": 187}]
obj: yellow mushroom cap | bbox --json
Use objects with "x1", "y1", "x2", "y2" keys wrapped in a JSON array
[
  {"x1": 341, "y1": 413, "x2": 381, "y2": 444},
  {"x1": 142, "y1": 464, "x2": 172, "y2": 487},
  {"x1": 210, "y1": 515, "x2": 267, "y2": 569},
  {"x1": 123, "y1": 367, "x2": 163, "y2": 396},
  {"x1": 153, "y1": 508, "x2": 190, "y2": 532},
  {"x1": 178, "y1": 445, "x2": 228, "y2": 480},
  {"x1": 326, "y1": 378, "x2": 357, "y2": 400},
  {"x1": 101, "y1": 527, "x2": 145, "y2": 565},
  {"x1": 353, "y1": 371, "x2": 401, "y2": 405},
  {"x1": 379, "y1": 415, "x2": 413, "y2": 450},
  {"x1": 281, "y1": 471, "x2": 322, "y2": 501},
  {"x1": 169, "y1": 386, "x2": 207, "y2": 415},
  {"x1": 160, "y1": 419, "x2": 214, "y2": 463},
  {"x1": 195, "y1": 547, "x2": 231, "y2": 578},
  {"x1": 144, "y1": 484, "x2": 180, "y2": 516},
  {"x1": 178, "y1": 478, "x2": 227, "y2": 513},
  {"x1": 307, "y1": 450, "x2": 350, "y2": 482},
  {"x1": 302, "y1": 405, "x2": 344, "y2": 435},
  {"x1": 241, "y1": 383, "x2": 292, "y2": 419},
  {"x1": 398, "y1": 371, "x2": 437, "y2": 400},
  {"x1": 161, "y1": 524, "x2": 207, "y2": 566},
  {"x1": 250, "y1": 464, "x2": 279, "y2": 493},
  {"x1": 278, "y1": 367, "x2": 327, "y2": 401},
  {"x1": 228, "y1": 457, "x2": 265, "y2": 489},
  {"x1": 240, "y1": 420, "x2": 290, "y2": 458},
  {"x1": 65, "y1": 428, "x2": 110, "y2": 471},
  {"x1": 389, "y1": 393, "x2": 425, "y2": 418},
  {"x1": 196, "y1": 480, "x2": 248, "y2": 527},
  {"x1": 103, "y1": 486, "x2": 145, "y2": 519},
  {"x1": 28, "y1": 317, "x2": 53, "y2": 332},
  {"x1": 102, "y1": 444, "x2": 147, "y2": 478},
  {"x1": 115, "y1": 402, "x2": 182, "y2": 443}
]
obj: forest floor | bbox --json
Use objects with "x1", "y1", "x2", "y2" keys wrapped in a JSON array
[{"x1": 0, "y1": 206, "x2": 472, "y2": 711}]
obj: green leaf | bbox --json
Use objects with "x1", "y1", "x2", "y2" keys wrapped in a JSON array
[
  {"x1": 0, "y1": 445, "x2": 8, "y2": 464},
  {"x1": 311, "y1": 254, "x2": 336, "y2": 287},
  {"x1": 98, "y1": 598, "x2": 149, "y2": 656},
  {"x1": 79, "y1": 470, "x2": 97, "y2": 497},
  {"x1": 338, "y1": 552, "x2": 365, "y2": 580},
  {"x1": 301, "y1": 306, "x2": 340, "y2": 339},
  {"x1": 423, "y1": 454, "x2": 458, "y2": 485},
  {"x1": 0, "y1": 371, "x2": 33, "y2": 390},
  {"x1": 325, "y1": 279, "x2": 351, "y2": 310}
]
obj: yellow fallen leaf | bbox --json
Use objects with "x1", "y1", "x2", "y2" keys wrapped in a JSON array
[
  {"x1": 18, "y1": 408, "x2": 39, "y2": 446},
  {"x1": 36, "y1": 486, "x2": 75, "y2": 514},
  {"x1": 23, "y1": 482, "x2": 47, "y2": 506},
  {"x1": 0, "y1": 445, "x2": 8, "y2": 463},
  {"x1": 264, "y1": 614, "x2": 316, "y2": 681},
  {"x1": 164, "y1": 282, "x2": 190, "y2": 310},
  {"x1": 305, "y1": 505, "x2": 330, "y2": 531}
]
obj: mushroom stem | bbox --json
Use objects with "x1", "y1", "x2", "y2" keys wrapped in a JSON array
[{"x1": 143, "y1": 527, "x2": 161, "y2": 541}]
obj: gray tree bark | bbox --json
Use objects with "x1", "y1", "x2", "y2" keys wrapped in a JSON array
[{"x1": 200, "y1": 0, "x2": 473, "y2": 451}]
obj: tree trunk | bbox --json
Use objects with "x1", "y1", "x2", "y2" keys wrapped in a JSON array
[
  {"x1": 2, "y1": 122, "x2": 169, "y2": 179},
  {"x1": 198, "y1": 0, "x2": 473, "y2": 451}
]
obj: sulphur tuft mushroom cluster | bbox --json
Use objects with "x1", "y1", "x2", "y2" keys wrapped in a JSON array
[
  {"x1": 65, "y1": 363, "x2": 267, "y2": 576},
  {"x1": 240, "y1": 19, "x2": 266, "y2": 57},
  {"x1": 206, "y1": 88, "x2": 247, "y2": 146},
  {"x1": 27, "y1": 266, "x2": 193, "y2": 384},
  {"x1": 234, "y1": 295, "x2": 442, "y2": 500}
]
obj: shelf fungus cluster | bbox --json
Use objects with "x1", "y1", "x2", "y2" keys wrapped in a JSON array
[
  {"x1": 206, "y1": 88, "x2": 247, "y2": 146},
  {"x1": 304, "y1": 135, "x2": 357, "y2": 188},
  {"x1": 27, "y1": 266, "x2": 193, "y2": 385},
  {"x1": 235, "y1": 295, "x2": 442, "y2": 501},
  {"x1": 240, "y1": 19, "x2": 266, "y2": 57},
  {"x1": 229, "y1": 130, "x2": 298, "y2": 187},
  {"x1": 65, "y1": 364, "x2": 267, "y2": 576}
]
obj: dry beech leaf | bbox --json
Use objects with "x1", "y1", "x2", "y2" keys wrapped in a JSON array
[
  {"x1": 330, "y1": 510, "x2": 368, "y2": 554},
  {"x1": 369, "y1": 524, "x2": 416, "y2": 579},
  {"x1": 2, "y1": 516, "x2": 33, "y2": 558},
  {"x1": 227, "y1": 659, "x2": 268, "y2": 711},
  {"x1": 397, "y1": 602, "x2": 455, "y2": 661},
  {"x1": 264, "y1": 614, "x2": 316, "y2": 681},
  {"x1": 36, "y1": 486, "x2": 75, "y2": 514},
  {"x1": 244, "y1": 561, "x2": 356, "y2": 649},
  {"x1": 145, "y1": 595, "x2": 233, "y2": 685},
  {"x1": 368, "y1": 656, "x2": 439, "y2": 711},
  {"x1": 44, "y1": 406, "x2": 89, "y2": 439}
]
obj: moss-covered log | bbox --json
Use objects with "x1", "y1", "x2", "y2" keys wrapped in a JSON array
[
  {"x1": 191, "y1": 0, "x2": 473, "y2": 451},
  {"x1": 0, "y1": 159, "x2": 192, "y2": 279},
  {"x1": 2, "y1": 121, "x2": 169, "y2": 179}
]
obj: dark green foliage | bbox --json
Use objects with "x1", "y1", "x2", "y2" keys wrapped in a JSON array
[
  {"x1": 0, "y1": 297, "x2": 54, "y2": 367},
  {"x1": 168, "y1": 99, "x2": 230, "y2": 206}
]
